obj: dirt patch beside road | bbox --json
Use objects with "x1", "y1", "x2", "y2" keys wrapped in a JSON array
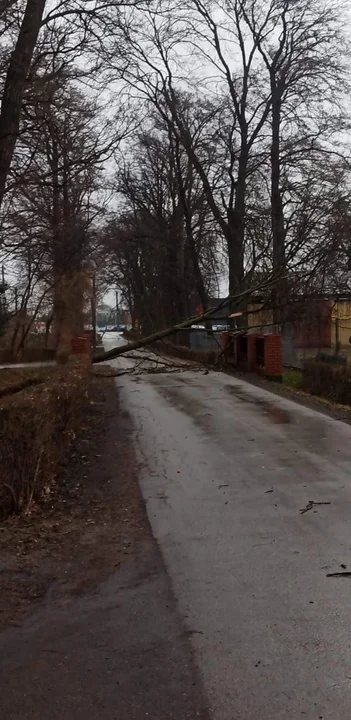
[{"x1": 0, "y1": 375, "x2": 147, "y2": 628}]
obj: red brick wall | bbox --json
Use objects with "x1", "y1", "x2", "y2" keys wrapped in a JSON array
[
  {"x1": 71, "y1": 336, "x2": 90, "y2": 355},
  {"x1": 294, "y1": 300, "x2": 331, "y2": 348},
  {"x1": 264, "y1": 335, "x2": 282, "y2": 380}
]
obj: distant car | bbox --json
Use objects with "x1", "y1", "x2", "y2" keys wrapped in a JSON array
[
  {"x1": 104, "y1": 325, "x2": 123, "y2": 333},
  {"x1": 212, "y1": 324, "x2": 230, "y2": 331}
]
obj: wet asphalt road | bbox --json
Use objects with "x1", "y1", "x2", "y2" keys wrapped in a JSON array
[{"x1": 105, "y1": 334, "x2": 351, "y2": 720}]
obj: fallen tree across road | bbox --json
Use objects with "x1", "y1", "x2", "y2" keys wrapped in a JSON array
[{"x1": 92, "y1": 275, "x2": 277, "y2": 365}]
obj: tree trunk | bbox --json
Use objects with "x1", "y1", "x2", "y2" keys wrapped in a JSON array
[
  {"x1": 271, "y1": 88, "x2": 286, "y2": 323},
  {"x1": 187, "y1": 228, "x2": 208, "y2": 310},
  {"x1": 91, "y1": 273, "x2": 97, "y2": 350},
  {"x1": 0, "y1": 0, "x2": 47, "y2": 212},
  {"x1": 176, "y1": 158, "x2": 208, "y2": 311},
  {"x1": 228, "y1": 148, "x2": 246, "y2": 322},
  {"x1": 51, "y1": 136, "x2": 63, "y2": 350}
]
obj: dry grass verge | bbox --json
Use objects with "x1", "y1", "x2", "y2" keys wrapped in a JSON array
[
  {"x1": 0, "y1": 367, "x2": 53, "y2": 396},
  {"x1": 0, "y1": 375, "x2": 146, "y2": 629},
  {"x1": 302, "y1": 361, "x2": 351, "y2": 405},
  {"x1": 0, "y1": 368, "x2": 90, "y2": 518}
]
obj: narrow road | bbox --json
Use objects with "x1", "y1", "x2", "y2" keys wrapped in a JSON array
[{"x1": 105, "y1": 334, "x2": 351, "y2": 720}]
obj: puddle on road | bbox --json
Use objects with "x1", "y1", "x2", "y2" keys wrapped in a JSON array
[
  {"x1": 264, "y1": 405, "x2": 290, "y2": 424},
  {"x1": 151, "y1": 377, "x2": 337, "y2": 458},
  {"x1": 226, "y1": 385, "x2": 291, "y2": 424},
  {"x1": 155, "y1": 383, "x2": 214, "y2": 432},
  {"x1": 225, "y1": 384, "x2": 336, "y2": 457}
]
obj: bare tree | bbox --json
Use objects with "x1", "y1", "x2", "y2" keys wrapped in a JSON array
[
  {"x1": 236, "y1": 0, "x2": 349, "y2": 316},
  {"x1": 111, "y1": 1, "x2": 274, "y2": 305},
  {"x1": 1, "y1": 62, "x2": 116, "y2": 353},
  {"x1": 103, "y1": 106, "x2": 223, "y2": 333},
  {"x1": 106, "y1": 0, "x2": 350, "y2": 319},
  {"x1": 0, "y1": 0, "x2": 146, "y2": 218}
]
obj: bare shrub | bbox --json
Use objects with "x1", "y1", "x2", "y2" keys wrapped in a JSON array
[
  {"x1": 0, "y1": 369, "x2": 89, "y2": 517},
  {"x1": 302, "y1": 361, "x2": 351, "y2": 405}
]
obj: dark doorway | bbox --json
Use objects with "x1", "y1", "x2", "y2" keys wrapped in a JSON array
[
  {"x1": 238, "y1": 335, "x2": 248, "y2": 363},
  {"x1": 256, "y1": 336, "x2": 265, "y2": 366}
]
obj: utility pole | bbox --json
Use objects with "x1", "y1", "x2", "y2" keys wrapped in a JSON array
[{"x1": 115, "y1": 289, "x2": 119, "y2": 328}]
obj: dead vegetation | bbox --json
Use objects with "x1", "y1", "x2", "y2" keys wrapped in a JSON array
[
  {"x1": 0, "y1": 368, "x2": 90, "y2": 517},
  {"x1": 302, "y1": 361, "x2": 351, "y2": 405},
  {"x1": 0, "y1": 367, "x2": 54, "y2": 398},
  {"x1": 0, "y1": 375, "x2": 146, "y2": 629}
]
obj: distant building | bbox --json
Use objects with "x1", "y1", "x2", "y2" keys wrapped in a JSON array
[
  {"x1": 248, "y1": 295, "x2": 351, "y2": 350},
  {"x1": 96, "y1": 303, "x2": 132, "y2": 329},
  {"x1": 96, "y1": 303, "x2": 114, "y2": 328},
  {"x1": 192, "y1": 298, "x2": 230, "y2": 326}
]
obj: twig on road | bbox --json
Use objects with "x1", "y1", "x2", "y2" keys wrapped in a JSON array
[
  {"x1": 327, "y1": 572, "x2": 351, "y2": 578},
  {"x1": 300, "y1": 501, "x2": 331, "y2": 514}
]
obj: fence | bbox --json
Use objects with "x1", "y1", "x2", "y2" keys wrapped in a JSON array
[
  {"x1": 171, "y1": 328, "x2": 224, "y2": 351},
  {"x1": 174, "y1": 319, "x2": 351, "y2": 369},
  {"x1": 188, "y1": 329, "x2": 223, "y2": 351},
  {"x1": 282, "y1": 318, "x2": 351, "y2": 369}
]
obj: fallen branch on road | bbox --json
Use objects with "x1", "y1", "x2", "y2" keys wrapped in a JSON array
[
  {"x1": 125, "y1": 353, "x2": 177, "y2": 365},
  {"x1": 92, "y1": 274, "x2": 278, "y2": 365},
  {"x1": 91, "y1": 360, "x2": 197, "y2": 378},
  {"x1": 90, "y1": 369, "x2": 132, "y2": 378}
]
